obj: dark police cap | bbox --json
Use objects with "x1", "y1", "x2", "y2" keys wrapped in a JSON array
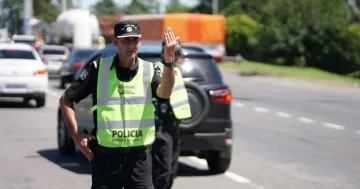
[{"x1": 114, "y1": 20, "x2": 141, "y2": 38}]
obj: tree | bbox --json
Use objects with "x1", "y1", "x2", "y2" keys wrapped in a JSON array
[
  {"x1": 190, "y1": 0, "x2": 239, "y2": 14},
  {"x1": 91, "y1": 0, "x2": 121, "y2": 16},
  {"x1": 166, "y1": 0, "x2": 190, "y2": 13},
  {"x1": 1, "y1": 0, "x2": 23, "y2": 34},
  {"x1": 33, "y1": 0, "x2": 58, "y2": 23},
  {"x1": 56, "y1": 0, "x2": 74, "y2": 10},
  {"x1": 125, "y1": 0, "x2": 161, "y2": 15}
]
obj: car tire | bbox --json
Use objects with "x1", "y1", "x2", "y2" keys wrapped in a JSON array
[
  {"x1": 206, "y1": 151, "x2": 231, "y2": 174},
  {"x1": 179, "y1": 81, "x2": 210, "y2": 129},
  {"x1": 57, "y1": 111, "x2": 75, "y2": 155},
  {"x1": 35, "y1": 96, "x2": 45, "y2": 108}
]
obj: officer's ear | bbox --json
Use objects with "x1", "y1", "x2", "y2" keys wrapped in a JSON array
[
  {"x1": 112, "y1": 36, "x2": 119, "y2": 47},
  {"x1": 137, "y1": 37, "x2": 143, "y2": 47}
]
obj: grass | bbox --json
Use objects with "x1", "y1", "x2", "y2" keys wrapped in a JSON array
[{"x1": 219, "y1": 60, "x2": 360, "y2": 86}]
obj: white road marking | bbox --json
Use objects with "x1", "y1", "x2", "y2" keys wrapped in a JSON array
[
  {"x1": 235, "y1": 102, "x2": 244, "y2": 108},
  {"x1": 188, "y1": 156, "x2": 207, "y2": 166},
  {"x1": 225, "y1": 172, "x2": 251, "y2": 184},
  {"x1": 253, "y1": 107, "x2": 269, "y2": 113},
  {"x1": 275, "y1": 112, "x2": 291, "y2": 118},
  {"x1": 323, "y1": 122, "x2": 345, "y2": 130},
  {"x1": 298, "y1": 117, "x2": 314, "y2": 123},
  {"x1": 188, "y1": 157, "x2": 251, "y2": 184}
]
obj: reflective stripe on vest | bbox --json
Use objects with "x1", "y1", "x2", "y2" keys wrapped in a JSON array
[
  {"x1": 94, "y1": 56, "x2": 155, "y2": 148},
  {"x1": 153, "y1": 62, "x2": 192, "y2": 120}
]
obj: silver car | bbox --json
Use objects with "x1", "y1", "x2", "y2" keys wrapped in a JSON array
[{"x1": 38, "y1": 45, "x2": 69, "y2": 77}]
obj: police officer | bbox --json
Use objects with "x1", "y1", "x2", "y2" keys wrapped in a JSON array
[
  {"x1": 152, "y1": 41, "x2": 192, "y2": 189},
  {"x1": 59, "y1": 20, "x2": 178, "y2": 189}
]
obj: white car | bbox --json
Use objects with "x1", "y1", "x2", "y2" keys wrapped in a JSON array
[
  {"x1": 38, "y1": 45, "x2": 69, "y2": 77},
  {"x1": 11, "y1": 34, "x2": 40, "y2": 51},
  {"x1": 0, "y1": 43, "x2": 48, "y2": 107}
]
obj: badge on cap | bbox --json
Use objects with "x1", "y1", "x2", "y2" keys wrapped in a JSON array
[{"x1": 126, "y1": 26, "x2": 133, "y2": 32}]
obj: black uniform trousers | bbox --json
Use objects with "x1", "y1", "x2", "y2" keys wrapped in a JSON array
[
  {"x1": 88, "y1": 137, "x2": 154, "y2": 189},
  {"x1": 152, "y1": 116, "x2": 181, "y2": 189}
]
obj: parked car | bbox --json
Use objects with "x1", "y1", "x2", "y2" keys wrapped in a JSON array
[
  {"x1": 0, "y1": 43, "x2": 48, "y2": 107},
  {"x1": 57, "y1": 43, "x2": 233, "y2": 174},
  {"x1": 11, "y1": 35, "x2": 40, "y2": 51},
  {"x1": 58, "y1": 47, "x2": 98, "y2": 89},
  {"x1": 38, "y1": 45, "x2": 70, "y2": 77}
]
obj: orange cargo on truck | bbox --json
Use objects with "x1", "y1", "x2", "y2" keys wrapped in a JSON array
[{"x1": 120, "y1": 13, "x2": 226, "y2": 63}]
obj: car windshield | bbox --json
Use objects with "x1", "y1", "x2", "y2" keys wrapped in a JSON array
[
  {"x1": 0, "y1": 49, "x2": 36, "y2": 59},
  {"x1": 43, "y1": 49, "x2": 66, "y2": 55}
]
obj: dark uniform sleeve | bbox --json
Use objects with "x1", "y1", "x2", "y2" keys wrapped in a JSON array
[
  {"x1": 65, "y1": 59, "x2": 98, "y2": 104},
  {"x1": 151, "y1": 63, "x2": 163, "y2": 100}
]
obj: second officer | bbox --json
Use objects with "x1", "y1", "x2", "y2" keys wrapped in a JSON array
[{"x1": 152, "y1": 41, "x2": 192, "y2": 189}]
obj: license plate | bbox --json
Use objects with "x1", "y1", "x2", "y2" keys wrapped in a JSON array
[{"x1": 6, "y1": 84, "x2": 26, "y2": 89}]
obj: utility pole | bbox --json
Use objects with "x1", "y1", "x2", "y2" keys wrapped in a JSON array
[
  {"x1": 23, "y1": 0, "x2": 33, "y2": 35},
  {"x1": 61, "y1": 0, "x2": 67, "y2": 13},
  {"x1": 212, "y1": 0, "x2": 219, "y2": 14},
  {"x1": 0, "y1": 0, "x2": 3, "y2": 28}
]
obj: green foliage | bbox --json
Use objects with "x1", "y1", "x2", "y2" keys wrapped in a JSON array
[
  {"x1": 222, "y1": 0, "x2": 360, "y2": 77},
  {"x1": 91, "y1": 0, "x2": 120, "y2": 16},
  {"x1": 225, "y1": 14, "x2": 262, "y2": 59},
  {"x1": 125, "y1": 0, "x2": 161, "y2": 15},
  {"x1": 166, "y1": 0, "x2": 190, "y2": 13},
  {"x1": 33, "y1": 0, "x2": 58, "y2": 23}
]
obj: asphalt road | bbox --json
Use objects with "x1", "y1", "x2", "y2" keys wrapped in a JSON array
[
  {"x1": 223, "y1": 69, "x2": 360, "y2": 189},
  {"x1": 0, "y1": 72, "x2": 359, "y2": 189}
]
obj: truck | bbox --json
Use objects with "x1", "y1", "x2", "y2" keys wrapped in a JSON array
[
  {"x1": 50, "y1": 9, "x2": 102, "y2": 50},
  {"x1": 120, "y1": 13, "x2": 226, "y2": 63}
]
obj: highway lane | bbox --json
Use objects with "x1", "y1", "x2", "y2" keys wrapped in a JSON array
[
  {"x1": 223, "y1": 69, "x2": 360, "y2": 132},
  {"x1": 230, "y1": 105, "x2": 360, "y2": 189},
  {"x1": 0, "y1": 79, "x2": 251, "y2": 189},
  {"x1": 221, "y1": 70, "x2": 360, "y2": 189}
]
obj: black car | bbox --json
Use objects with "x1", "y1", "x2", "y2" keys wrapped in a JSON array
[
  {"x1": 58, "y1": 47, "x2": 99, "y2": 89},
  {"x1": 57, "y1": 43, "x2": 233, "y2": 174}
]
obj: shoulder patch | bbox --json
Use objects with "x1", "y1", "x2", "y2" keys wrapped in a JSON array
[
  {"x1": 79, "y1": 69, "x2": 89, "y2": 81},
  {"x1": 74, "y1": 59, "x2": 98, "y2": 81}
]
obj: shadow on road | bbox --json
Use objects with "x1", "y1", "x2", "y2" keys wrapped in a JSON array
[
  {"x1": 37, "y1": 149, "x2": 91, "y2": 175},
  {"x1": 176, "y1": 162, "x2": 213, "y2": 177},
  {"x1": 37, "y1": 148, "x2": 213, "y2": 177}
]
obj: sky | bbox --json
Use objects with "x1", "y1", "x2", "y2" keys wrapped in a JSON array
[{"x1": 77, "y1": 0, "x2": 199, "y2": 12}]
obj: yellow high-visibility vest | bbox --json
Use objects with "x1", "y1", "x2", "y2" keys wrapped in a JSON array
[
  {"x1": 91, "y1": 55, "x2": 155, "y2": 148},
  {"x1": 153, "y1": 62, "x2": 192, "y2": 120}
]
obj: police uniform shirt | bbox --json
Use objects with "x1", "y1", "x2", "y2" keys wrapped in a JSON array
[{"x1": 66, "y1": 54, "x2": 163, "y2": 135}]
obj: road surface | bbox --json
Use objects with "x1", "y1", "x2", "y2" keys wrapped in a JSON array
[{"x1": 0, "y1": 71, "x2": 359, "y2": 189}]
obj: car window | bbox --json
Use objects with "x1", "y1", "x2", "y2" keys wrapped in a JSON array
[
  {"x1": 178, "y1": 57, "x2": 223, "y2": 84},
  {"x1": 0, "y1": 49, "x2": 36, "y2": 60},
  {"x1": 43, "y1": 49, "x2": 66, "y2": 55}
]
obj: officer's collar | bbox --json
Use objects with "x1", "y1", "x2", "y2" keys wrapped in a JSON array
[{"x1": 110, "y1": 54, "x2": 139, "y2": 70}]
